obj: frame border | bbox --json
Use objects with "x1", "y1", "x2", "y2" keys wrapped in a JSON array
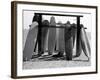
[{"x1": 11, "y1": 1, "x2": 98, "y2": 79}]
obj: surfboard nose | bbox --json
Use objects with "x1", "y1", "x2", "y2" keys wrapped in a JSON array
[
  {"x1": 65, "y1": 21, "x2": 71, "y2": 28},
  {"x1": 42, "y1": 20, "x2": 49, "y2": 26},
  {"x1": 50, "y1": 16, "x2": 56, "y2": 26},
  {"x1": 32, "y1": 14, "x2": 40, "y2": 23}
]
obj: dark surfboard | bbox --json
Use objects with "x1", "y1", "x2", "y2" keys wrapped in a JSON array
[{"x1": 64, "y1": 21, "x2": 73, "y2": 60}]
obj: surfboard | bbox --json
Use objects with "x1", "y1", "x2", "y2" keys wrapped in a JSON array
[
  {"x1": 74, "y1": 24, "x2": 82, "y2": 58},
  {"x1": 48, "y1": 16, "x2": 56, "y2": 55},
  {"x1": 56, "y1": 21, "x2": 65, "y2": 53},
  {"x1": 80, "y1": 25, "x2": 90, "y2": 59},
  {"x1": 41, "y1": 20, "x2": 49, "y2": 53},
  {"x1": 64, "y1": 21, "x2": 73, "y2": 60},
  {"x1": 23, "y1": 22, "x2": 38, "y2": 61},
  {"x1": 71, "y1": 23, "x2": 77, "y2": 47},
  {"x1": 74, "y1": 24, "x2": 90, "y2": 59}
]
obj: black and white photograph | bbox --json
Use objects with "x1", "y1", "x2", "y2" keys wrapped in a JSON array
[
  {"x1": 23, "y1": 11, "x2": 91, "y2": 69},
  {"x1": 11, "y1": 1, "x2": 97, "y2": 78}
]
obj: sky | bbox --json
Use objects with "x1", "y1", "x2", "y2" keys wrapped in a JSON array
[{"x1": 23, "y1": 10, "x2": 91, "y2": 32}]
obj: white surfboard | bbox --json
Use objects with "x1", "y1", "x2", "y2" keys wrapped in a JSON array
[
  {"x1": 48, "y1": 16, "x2": 56, "y2": 55},
  {"x1": 56, "y1": 21, "x2": 65, "y2": 53},
  {"x1": 80, "y1": 25, "x2": 90, "y2": 59},
  {"x1": 41, "y1": 20, "x2": 49, "y2": 53},
  {"x1": 23, "y1": 22, "x2": 38, "y2": 61}
]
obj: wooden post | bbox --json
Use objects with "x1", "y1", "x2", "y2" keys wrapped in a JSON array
[
  {"x1": 76, "y1": 17, "x2": 81, "y2": 57},
  {"x1": 37, "y1": 14, "x2": 42, "y2": 54}
]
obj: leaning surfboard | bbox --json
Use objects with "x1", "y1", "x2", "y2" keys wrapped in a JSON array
[
  {"x1": 48, "y1": 16, "x2": 56, "y2": 55},
  {"x1": 80, "y1": 25, "x2": 91, "y2": 59},
  {"x1": 23, "y1": 22, "x2": 38, "y2": 61}
]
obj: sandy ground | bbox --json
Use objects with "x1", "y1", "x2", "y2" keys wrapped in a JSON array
[
  {"x1": 23, "y1": 51, "x2": 91, "y2": 69},
  {"x1": 23, "y1": 60, "x2": 90, "y2": 69}
]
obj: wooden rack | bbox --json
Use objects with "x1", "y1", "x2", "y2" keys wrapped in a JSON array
[{"x1": 34, "y1": 13, "x2": 84, "y2": 60}]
